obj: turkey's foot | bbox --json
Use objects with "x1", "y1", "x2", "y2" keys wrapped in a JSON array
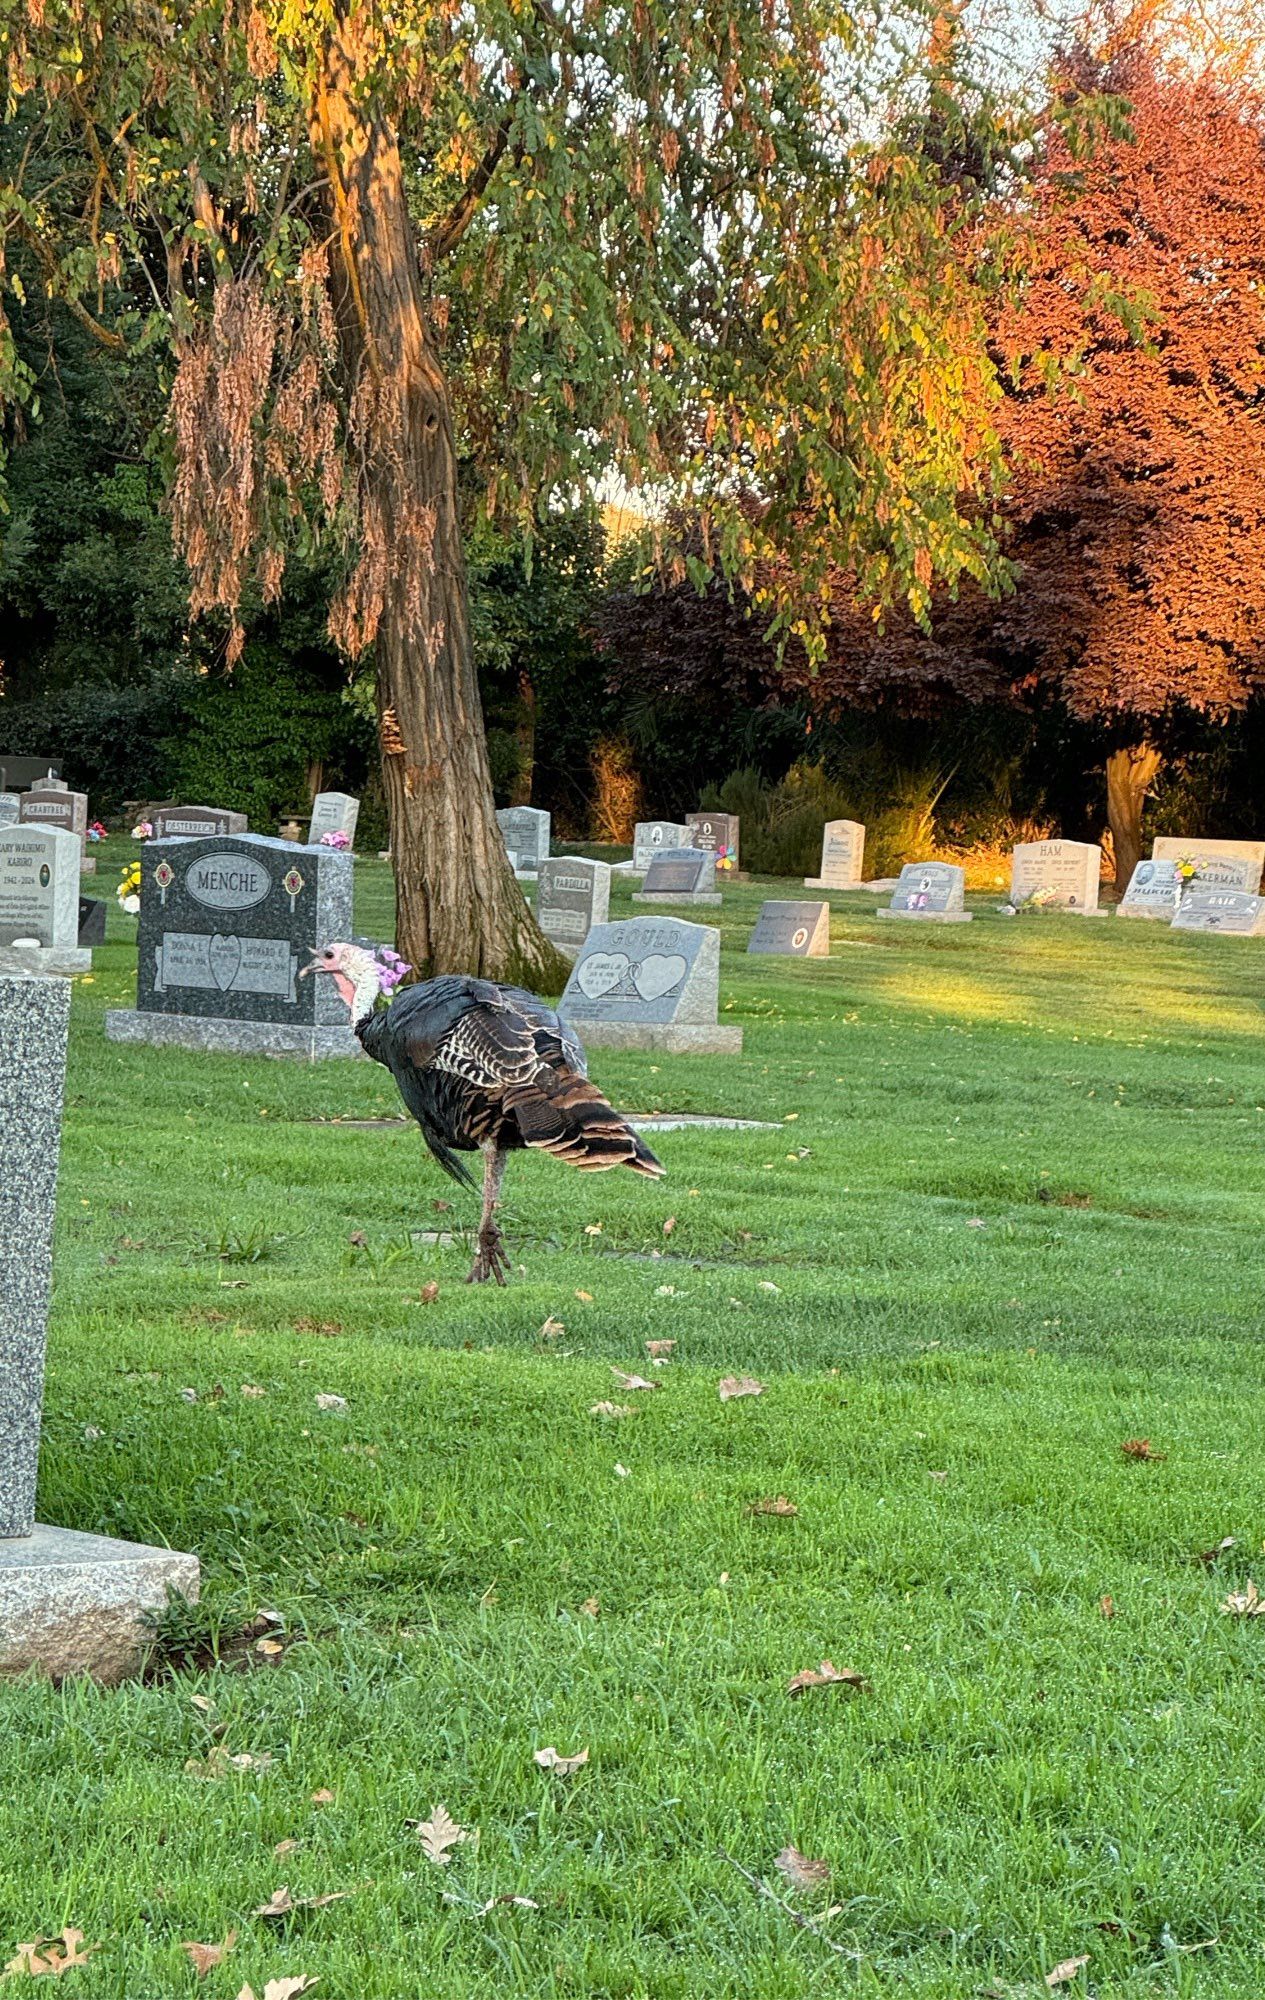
[{"x1": 466, "y1": 1225, "x2": 510, "y2": 1286}]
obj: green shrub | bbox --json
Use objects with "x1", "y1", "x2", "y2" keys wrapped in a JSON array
[{"x1": 701, "y1": 760, "x2": 953, "y2": 877}]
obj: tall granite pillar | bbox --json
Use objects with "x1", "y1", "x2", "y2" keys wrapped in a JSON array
[{"x1": 0, "y1": 964, "x2": 198, "y2": 1680}]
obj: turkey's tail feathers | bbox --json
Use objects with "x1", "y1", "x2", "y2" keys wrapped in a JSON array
[{"x1": 503, "y1": 1070, "x2": 666, "y2": 1178}]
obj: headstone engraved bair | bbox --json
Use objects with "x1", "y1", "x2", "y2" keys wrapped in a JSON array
[
  {"x1": 805, "y1": 820, "x2": 865, "y2": 890},
  {"x1": 632, "y1": 849, "x2": 721, "y2": 905},
  {"x1": 1009, "y1": 840, "x2": 1104, "y2": 913},
  {"x1": 1171, "y1": 886, "x2": 1265, "y2": 936},
  {"x1": 560, "y1": 916, "x2": 742, "y2": 1053},
  {"x1": 878, "y1": 861, "x2": 972, "y2": 924},
  {"x1": 536, "y1": 856, "x2": 610, "y2": 955},
  {"x1": 747, "y1": 900, "x2": 831, "y2": 957}
]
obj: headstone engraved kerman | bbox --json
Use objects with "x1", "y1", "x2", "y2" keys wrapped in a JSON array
[
  {"x1": 1151, "y1": 837, "x2": 1265, "y2": 895},
  {"x1": 152, "y1": 804, "x2": 248, "y2": 840},
  {"x1": 496, "y1": 806, "x2": 550, "y2": 877},
  {"x1": 1009, "y1": 839, "x2": 1104, "y2": 912},
  {"x1": 536, "y1": 856, "x2": 610, "y2": 956},
  {"x1": 0, "y1": 968, "x2": 199, "y2": 1680},
  {"x1": 632, "y1": 849, "x2": 721, "y2": 906},
  {"x1": 19, "y1": 785, "x2": 88, "y2": 844},
  {"x1": 0, "y1": 826, "x2": 89, "y2": 974},
  {"x1": 1171, "y1": 886, "x2": 1265, "y2": 936},
  {"x1": 308, "y1": 791, "x2": 360, "y2": 847},
  {"x1": 878, "y1": 861, "x2": 972, "y2": 924},
  {"x1": 105, "y1": 832, "x2": 359, "y2": 1058},
  {"x1": 560, "y1": 916, "x2": 742, "y2": 1053},
  {"x1": 632, "y1": 821, "x2": 688, "y2": 875},
  {"x1": 685, "y1": 812, "x2": 739, "y2": 870},
  {"x1": 747, "y1": 900, "x2": 831, "y2": 957},
  {"x1": 805, "y1": 820, "x2": 865, "y2": 890}
]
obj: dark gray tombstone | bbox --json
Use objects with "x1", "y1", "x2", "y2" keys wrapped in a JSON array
[
  {"x1": 77, "y1": 897, "x2": 107, "y2": 947},
  {"x1": 19, "y1": 786, "x2": 87, "y2": 843},
  {"x1": 0, "y1": 757, "x2": 61, "y2": 792},
  {"x1": 560, "y1": 915, "x2": 741, "y2": 1052},
  {"x1": 747, "y1": 900, "x2": 831, "y2": 957},
  {"x1": 151, "y1": 804, "x2": 248, "y2": 840},
  {"x1": 0, "y1": 826, "x2": 89, "y2": 973},
  {"x1": 632, "y1": 849, "x2": 721, "y2": 906},
  {"x1": 879, "y1": 861, "x2": 972, "y2": 924},
  {"x1": 536, "y1": 856, "x2": 610, "y2": 956},
  {"x1": 685, "y1": 811, "x2": 739, "y2": 870},
  {"x1": 1171, "y1": 886, "x2": 1265, "y2": 936},
  {"x1": 496, "y1": 806, "x2": 550, "y2": 875}
]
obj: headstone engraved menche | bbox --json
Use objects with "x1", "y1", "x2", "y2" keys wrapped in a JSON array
[
  {"x1": 685, "y1": 812, "x2": 739, "y2": 870},
  {"x1": 1171, "y1": 886, "x2": 1265, "y2": 936},
  {"x1": 308, "y1": 791, "x2": 361, "y2": 846},
  {"x1": 1151, "y1": 837, "x2": 1265, "y2": 895},
  {"x1": 632, "y1": 821, "x2": 688, "y2": 875},
  {"x1": 104, "y1": 832, "x2": 359, "y2": 1059},
  {"x1": 878, "y1": 861, "x2": 972, "y2": 924},
  {"x1": 151, "y1": 803, "x2": 248, "y2": 840},
  {"x1": 747, "y1": 900, "x2": 831, "y2": 957},
  {"x1": 0, "y1": 968, "x2": 199, "y2": 1680},
  {"x1": 536, "y1": 856, "x2": 610, "y2": 956},
  {"x1": 1009, "y1": 839, "x2": 1104, "y2": 913},
  {"x1": 19, "y1": 785, "x2": 87, "y2": 843},
  {"x1": 0, "y1": 826, "x2": 90, "y2": 973},
  {"x1": 805, "y1": 819, "x2": 865, "y2": 890},
  {"x1": 496, "y1": 806, "x2": 551, "y2": 876},
  {"x1": 560, "y1": 915, "x2": 742, "y2": 1053},
  {"x1": 632, "y1": 848, "x2": 721, "y2": 905},
  {"x1": 0, "y1": 796, "x2": 20, "y2": 829}
]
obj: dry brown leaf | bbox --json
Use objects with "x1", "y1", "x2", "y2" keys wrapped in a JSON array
[
  {"x1": 774, "y1": 1844, "x2": 831, "y2": 1894},
  {"x1": 414, "y1": 1804, "x2": 474, "y2": 1866},
  {"x1": 256, "y1": 1637, "x2": 284, "y2": 1658},
  {"x1": 787, "y1": 1660, "x2": 870, "y2": 1697},
  {"x1": 3, "y1": 1930, "x2": 99, "y2": 1979},
  {"x1": 1220, "y1": 1580, "x2": 1265, "y2": 1617},
  {"x1": 645, "y1": 1339, "x2": 676, "y2": 1358},
  {"x1": 719, "y1": 1375, "x2": 765, "y2": 1402},
  {"x1": 181, "y1": 1933, "x2": 237, "y2": 1978},
  {"x1": 532, "y1": 1745, "x2": 589, "y2": 1776},
  {"x1": 1197, "y1": 1537, "x2": 1236, "y2": 1564},
  {"x1": 253, "y1": 1886, "x2": 352, "y2": 1919},
  {"x1": 590, "y1": 1402, "x2": 634, "y2": 1418},
  {"x1": 539, "y1": 1316, "x2": 566, "y2": 1339},
  {"x1": 419, "y1": 1283, "x2": 440, "y2": 1305},
  {"x1": 575, "y1": 1290, "x2": 594, "y2": 1304},
  {"x1": 184, "y1": 1747, "x2": 273, "y2": 1779},
  {"x1": 274, "y1": 1840, "x2": 301, "y2": 1858},
  {"x1": 309, "y1": 1789, "x2": 335, "y2": 1806},
  {"x1": 579, "y1": 1598, "x2": 600, "y2": 1617},
  {"x1": 611, "y1": 1368, "x2": 658, "y2": 1392},
  {"x1": 314, "y1": 1393, "x2": 346, "y2": 1413},
  {"x1": 1045, "y1": 1954, "x2": 1089, "y2": 1987},
  {"x1": 1099, "y1": 1595, "x2": 1115, "y2": 1619},
  {"x1": 241, "y1": 1384, "x2": 266, "y2": 1399},
  {"x1": 1120, "y1": 1437, "x2": 1166, "y2": 1462},
  {"x1": 662, "y1": 1215, "x2": 677, "y2": 1236},
  {"x1": 747, "y1": 1495, "x2": 797, "y2": 1517},
  {"x1": 236, "y1": 1982, "x2": 319, "y2": 2000}
]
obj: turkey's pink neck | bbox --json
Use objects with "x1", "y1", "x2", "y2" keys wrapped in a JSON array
[{"x1": 333, "y1": 962, "x2": 381, "y2": 1024}]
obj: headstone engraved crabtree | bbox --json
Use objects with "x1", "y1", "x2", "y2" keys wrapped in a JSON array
[
  {"x1": 104, "y1": 832, "x2": 359, "y2": 1058},
  {"x1": 878, "y1": 861, "x2": 972, "y2": 924},
  {"x1": 308, "y1": 791, "x2": 361, "y2": 847},
  {"x1": 747, "y1": 900, "x2": 831, "y2": 957},
  {"x1": 685, "y1": 811, "x2": 739, "y2": 871},
  {"x1": 1171, "y1": 886, "x2": 1265, "y2": 936},
  {"x1": 496, "y1": 806, "x2": 550, "y2": 877},
  {"x1": 19, "y1": 785, "x2": 88, "y2": 844},
  {"x1": 1009, "y1": 839, "x2": 1104, "y2": 913},
  {"x1": 805, "y1": 819, "x2": 865, "y2": 890},
  {"x1": 632, "y1": 821, "x2": 688, "y2": 875},
  {"x1": 151, "y1": 804, "x2": 248, "y2": 840},
  {"x1": 536, "y1": 856, "x2": 611, "y2": 957},
  {"x1": 0, "y1": 826, "x2": 90, "y2": 974},
  {"x1": 1151, "y1": 837, "x2": 1265, "y2": 895},
  {"x1": 632, "y1": 848, "x2": 722, "y2": 906},
  {"x1": 560, "y1": 915, "x2": 742, "y2": 1053},
  {"x1": 0, "y1": 968, "x2": 199, "y2": 1680}
]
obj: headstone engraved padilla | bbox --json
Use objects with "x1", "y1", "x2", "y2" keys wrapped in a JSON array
[
  {"x1": 1, "y1": 968, "x2": 198, "y2": 1679},
  {"x1": 152, "y1": 803, "x2": 248, "y2": 840},
  {"x1": 19, "y1": 785, "x2": 87, "y2": 844},
  {"x1": 0, "y1": 796, "x2": 20, "y2": 830},
  {"x1": 536, "y1": 856, "x2": 610, "y2": 955},
  {"x1": 105, "y1": 832, "x2": 359, "y2": 1058},
  {"x1": 632, "y1": 849, "x2": 721, "y2": 906},
  {"x1": 1151, "y1": 837, "x2": 1265, "y2": 895},
  {"x1": 560, "y1": 916, "x2": 742, "y2": 1053},
  {"x1": 878, "y1": 861, "x2": 972, "y2": 924},
  {"x1": 1171, "y1": 886, "x2": 1265, "y2": 936},
  {"x1": 0, "y1": 826, "x2": 89, "y2": 973},
  {"x1": 632, "y1": 821, "x2": 688, "y2": 875},
  {"x1": 496, "y1": 806, "x2": 550, "y2": 876},
  {"x1": 1009, "y1": 839, "x2": 1103, "y2": 912},
  {"x1": 308, "y1": 791, "x2": 360, "y2": 846},
  {"x1": 747, "y1": 900, "x2": 831, "y2": 957},
  {"x1": 685, "y1": 812, "x2": 739, "y2": 870},
  {"x1": 805, "y1": 819, "x2": 865, "y2": 890}
]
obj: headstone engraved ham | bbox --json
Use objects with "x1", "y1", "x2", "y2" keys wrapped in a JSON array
[
  {"x1": 747, "y1": 900, "x2": 831, "y2": 957},
  {"x1": 152, "y1": 803, "x2": 248, "y2": 840},
  {"x1": 19, "y1": 785, "x2": 87, "y2": 844},
  {"x1": 632, "y1": 821, "x2": 688, "y2": 875},
  {"x1": 1009, "y1": 839, "x2": 1103, "y2": 912},
  {"x1": 0, "y1": 796, "x2": 20, "y2": 830},
  {"x1": 0, "y1": 826, "x2": 89, "y2": 974},
  {"x1": 685, "y1": 812, "x2": 739, "y2": 870},
  {"x1": 536, "y1": 856, "x2": 610, "y2": 956},
  {"x1": 308, "y1": 791, "x2": 360, "y2": 847},
  {"x1": 496, "y1": 806, "x2": 550, "y2": 876},
  {"x1": 560, "y1": 915, "x2": 741, "y2": 1053},
  {"x1": 1171, "y1": 886, "x2": 1265, "y2": 936},
  {"x1": 105, "y1": 832, "x2": 358, "y2": 1058},
  {"x1": 805, "y1": 820, "x2": 865, "y2": 890},
  {"x1": 1151, "y1": 837, "x2": 1265, "y2": 895},
  {"x1": 632, "y1": 848, "x2": 721, "y2": 906},
  {"x1": 878, "y1": 861, "x2": 972, "y2": 924}
]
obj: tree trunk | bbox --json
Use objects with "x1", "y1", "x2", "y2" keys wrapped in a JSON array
[
  {"x1": 311, "y1": 14, "x2": 568, "y2": 989},
  {"x1": 509, "y1": 671, "x2": 536, "y2": 806},
  {"x1": 1105, "y1": 743, "x2": 1162, "y2": 891}
]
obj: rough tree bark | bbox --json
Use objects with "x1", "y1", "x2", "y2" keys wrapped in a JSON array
[
  {"x1": 1105, "y1": 743, "x2": 1162, "y2": 890},
  {"x1": 509, "y1": 672, "x2": 537, "y2": 806},
  {"x1": 311, "y1": 13, "x2": 568, "y2": 988}
]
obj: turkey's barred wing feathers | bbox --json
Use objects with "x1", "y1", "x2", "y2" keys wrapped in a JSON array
[
  {"x1": 431, "y1": 1003, "x2": 540, "y2": 1094},
  {"x1": 502, "y1": 1066, "x2": 666, "y2": 1178}
]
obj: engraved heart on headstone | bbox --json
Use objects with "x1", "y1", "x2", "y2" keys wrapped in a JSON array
[
  {"x1": 634, "y1": 953, "x2": 687, "y2": 1001},
  {"x1": 208, "y1": 933, "x2": 243, "y2": 992},
  {"x1": 577, "y1": 951, "x2": 629, "y2": 999}
]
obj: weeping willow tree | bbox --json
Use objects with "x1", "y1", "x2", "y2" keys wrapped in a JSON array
[{"x1": 1, "y1": 0, "x2": 1029, "y2": 979}]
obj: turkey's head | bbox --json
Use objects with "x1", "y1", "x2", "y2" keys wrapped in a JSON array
[{"x1": 301, "y1": 941, "x2": 403, "y2": 1022}]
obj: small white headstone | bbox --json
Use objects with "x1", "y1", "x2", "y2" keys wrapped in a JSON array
[
  {"x1": 496, "y1": 806, "x2": 550, "y2": 876},
  {"x1": 0, "y1": 824, "x2": 89, "y2": 972},
  {"x1": 308, "y1": 791, "x2": 360, "y2": 846},
  {"x1": 805, "y1": 819, "x2": 865, "y2": 890}
]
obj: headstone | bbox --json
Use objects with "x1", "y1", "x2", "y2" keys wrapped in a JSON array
[
  {"x1": 878, "y1": 861, "x2": 972, "y2": 924},
  {"x1": 1009, "y1": 839, "x2": 1103, "y2": 913},
  {"x1": 685, "y1": 811, "x2": 739, "y2": 871},
  {"x1": 1151, "y1": 837, "x2": 1265, "y2": 895},
  {"x1": 632, "y1": 848, "x2": 721, "y2": 905},
  {"x1": 805, "y1": 819, "x2": 865, "y2": 890},
  {"x1": 536, "y1": 856, "x2": 610, "y2": 956},
  {"x1": 0, "y1": 826, "x2": 90, "y2": 973},
  {"x1": 104, "y1": 832, "x2": 359, "y2": 1059},
  {"x1": 0, "y1": 796, "x2": 20, "y2": 830},
  {"x1": 0, "y1": 968, "x2": 199, "y2": 1679},
  {"x1": 1118, "y1": 858, "x2": 1182, "y2": 921},
  {"x1": 0, "y1": 757, "x2": 61, "y2": 792},
  {"x1": 77, "y1": 897, "x2": 107, "y2": 948},
  {"x1": 1171, "y1": 886, "x2": 1265, "y2": 936},
  {"x1": 496, "y1": 806, "x2": 550, "y2": 876},
  {"x1": 308, "y1": 791, "x2": 360, "y2": 847},
  {"x1": 747, "y1": 900, "x2": 831, "y2": 957},
  {"x1": 19, "y1": 785, "x2": 87, "y2": 843},
  {"x1": 560, "y1": 916, "x2": 741, "y2": 1053},
  {"x1": 632, "y1": 821, "x2": 688, "y2": 874},
  {"x1": 151, "y1": 804, "x2": 248, "y2": 840}
]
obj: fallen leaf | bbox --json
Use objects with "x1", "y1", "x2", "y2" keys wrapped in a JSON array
[
  {"x1": 579, "y1": 1598, "x2": 600, "y2": 1617},
  {"x1": 611, "y1": 1368, "x2": 658, "y2": 1392},
  {"x1": 1220, "y1": 1580, "x2": 1265, "y2": 1617},
  {"x1": 719, "y1": 1375, "x2": 765, "y2": 1402},
  {"x1": 645, "y1": 1339, "x2": 676, "y2": 1358},
  {"x1": 757, "y1": 1281, "x2": 780, "y2": 1293},
  {"x1": 583, "y1": 1223, "x2": 602, "y2": 1236},
  {"x1": 590, "y1": 1402, "x2": 634, "y2": 1418},
  {"x1": 662, "y1": 1216, "x2": 677, "y2": 1236},
  {"x1": 613, "y1": 1462, "x2": 629, "y2": 1478},
  {"x1": 787, "y1": 1660, "x2": 870, "y2": 1697},
  {"x1": 256, "y1": 1637, "x2": 284, "y2": 1658},
  {"x1": 1120, "y1": 1437, "x2": 1165, "y2": 1461},
  {"x1": 774, "y1": 1844, "x2": 831, "y2": 1894},
  {"x1": 413, "y1": 1804, "x2": 474, "y2": 1867},
  {"x1": 292, "y1": 1318, "x2": 342, "y2": 1337},
  {"x1": 252, "y1": 1887, "x2": 351, "y2": 1919},
  {"x1": 310, "y1": 1789, "x2": 335, "y2": 1806},
  {"x1": 241, "y1": 1384, "x2": 266, "y2": 1399},
  {"x1": 1197, "y1": 1537, "x2": 1236, "y2": 1564},
  {"x1": 184, "y1": 1747, "x2": 274, "y2": 1779},
  {"x1": 348, "y1": 1231, "x2": 367, "y2": 1247},
  {"x1": 747, "y1": 1495, "x2": 797, "y2": 1517},
  {"x1": 3, "y1": 1930, "x2": 99, "y2": 1978},
  {"x1": 179, "y1": 1387, "x2": 198, "y2": 1404},
  {"x1": 315, "y1": 1393, "x2": 346, "y2": 1413},
  {"x1": 965, "y1": 1217, "x2": 986, "y2": 1229},
  {"x1": 274, "y1": 1840, "x2": 301, "y2": 1858},
  {"x1": 927, "y1": 1470, "x2": 948, "y2": 1483},
  {"x1": 419, "y1": 1283, "x2": 440, "y2": 1305},
  {"x1": 532, "y1": 1745, "x2": 589, "y2": 1776},
  {"x1": 190, "y1": 1694, "x2": 215, "y2": 1715},
  {"x1": 476, "y1": 1896, "x2": 539, "y2": 1914},
  {"x1": 1099, "y1": 1595, "x2": 1115, "y2": 1619},
  {"x1": 181, "y1": 1933, "x2": 237, "y2": 1978},
  {"x1": 1045, "y1": 1954, "x2": 1089, "y2": 1987},
  {"x1": 574, "y1": 1290, "x2": 594, "y2": 1304},
  {"x1": 538, "y1": 1317, "x2": 565, "y2": 1339},
  {"x1": 236, "y1": 1982, "x2": 319, "y2": 2000}
]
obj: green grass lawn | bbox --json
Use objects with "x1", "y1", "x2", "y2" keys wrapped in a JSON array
[{"x1": 6, "y1": 843, "x2": 1265, "y2": 1998}]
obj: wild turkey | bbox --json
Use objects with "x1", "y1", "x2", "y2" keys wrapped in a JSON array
[{"x1": 302, "y1": 942, "x2": 665, "y2": 1283}]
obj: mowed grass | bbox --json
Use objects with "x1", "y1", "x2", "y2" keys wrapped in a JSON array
[{"x1": 6, "y1": 843, "x2": 1265, "y2": 1998}]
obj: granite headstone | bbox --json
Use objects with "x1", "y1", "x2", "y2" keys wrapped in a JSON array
[
  {"x1": 496, "y1": 806, "x2": 551, "y2": 876},
  {"x1": 1151, "y1": 837, "x2": 1265, "y2": 895},
  {"x1": 747, "y1": 900, "x2": 831, "y2": 957},
  {"x1": 685, "y1": 811, "x2": 739, "y2": 870},
  {"x1": 308, "y1": 791, "x2": 360, "y2": 846},
  {"x1": 0, "y1": 796, "x2": 20, "y2": 830},
  {"x1": 77, "y1": 897, "x2": 107, "y2": 948},
  {"x1": 0, "y1": 826, "x2": 89, "y2": 973},
  {"x1": 633, "y1": 848, "x2": 721, "y2": 905},
  {"x1": 20, "y1": 786, "x2": 87, "y2": 843},
  {"x1": 805, "y1": 819, "x2": 865, "y2": 890},
  {"x1": 560, "y1": 915, "x2": 741, "y2": 1052},
  {"x1": 152, "y1": 804, "x2": 248, "y2": 840},
  {"x1": 536, "y1": 856, "x2": 610, "y2": 956},
  {"x1": 632, "y1": 821, "x2": 688, "y2": 874},
  {"x1": 1010, "y1": 839, "x2": 1103, "y2": 912},
  {"x1": 879, "y1": 861, "x2": 972, "y2": 923},
  {"x1": 0, "y1": 757, "x2": 60, "y2": 792},
  {"x1": 1171, "y1": 886, "x2": 1265, "y2": 936},
  {"x1": 1118, "y1": 858, "x2": 1182, "y2": 920}
]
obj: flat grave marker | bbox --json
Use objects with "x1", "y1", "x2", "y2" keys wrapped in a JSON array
[
  {"x1": 632, "y1": 821, "x2": 688, "y2": 875},
  {"x1": 878, "y1": 861, "x2": 971, "y2": 924},
  {"x1": 536, "y1": 856, "x2": 611, "y2": 956},
  {"x1": 1171, "y1": 886, "x2": 1265, "y2": 936},
  {"x1": 633, "y1": 848, "x2": 721, "y2": 905},
  {"x1": 805, "y1": 819, "x2": 865, "y2": 890},
  {"x1": 1118, "y1": 858, "x2": 1182, "y2": 920},
  {"x1": 747, "y1": 899, "x2": 831, "y2": 957},
  {"x1": 0, "y1": 825, "x2": 89, "y2": 974},
  {"x1": 560, "y1": 915, "x2": 741, "y2": 1053},
  {"x1": 151, "y1": 803, "x2": 248, "y2": 840},
  {"x1": 497, "y1": 806, "x2": 550, "y2": 876},
  {"x1": 1010, "y1": 839, "x2": 1104, "y2": 913}
]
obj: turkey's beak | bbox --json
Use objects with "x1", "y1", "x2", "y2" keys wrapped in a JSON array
[{"x1": 298, "y1": 951, "x2": 323, "y2": 980}]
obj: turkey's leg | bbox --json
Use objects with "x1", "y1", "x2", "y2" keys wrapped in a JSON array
[{"x1": 467, "y1": 1142, "x2": 510, "y2": 1285}]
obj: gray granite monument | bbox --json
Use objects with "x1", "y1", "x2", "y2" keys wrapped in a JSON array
[
  {"x1": 747, "y1": 900, "x2": 831, "y2": 957},
  {"x1": 560, "y1": 915, "x2": 741, "y2": 1053},
  {"x1": 152, "y1": 803, "x2": 248, "y2": 840},
  {"x1": 1171, "y1": 886, "x2": 1265, "y2": 936},
  {"x1": 0, "y1": 757, "x2": 60, "y2": 792},
  {"x1": 0, "y1": 795, "x2": 20, "y2": 830},
  {"x1": 20, "y1": 785, "x2": 88, "y2": 844},
  {"x1": 632, "y1": 848, "x2": 721, "y2": 906},
  {"x1": 536, "y1": 856, "x2": 610, "y2": 957},
  {"x1": 879, "y1": 861, "x2": 972, "y2": 924},
  {"x1": 105, "y1": 832, "x2": 359, "y2": 1058},
  {"x1": 1009, "y1": 839, "x2": 1104, "y2": 913},
  {"x1": 805, "y1": 819, "x2": 865, "y2": 890},
  {"x1": 496, "y1": 806, "x2": 550, "y2": 877},
  {"x1": 1118, "y1": 858, "x2": 1183, "y2": 920},
  {"x1": 632, "y1": 820, "x2": 688, "y2": 875},
  {"x1": 0, "y1": 825, "x2": 90, "y2": 974},
  {"x1": 685, "y1": 811, "x2": 739, "y2": 871},
  {"x1": 308, "y1": 790, "x2": 360, "y2": 846},
  {"x1": 1, "y1": 967, "x2": 198, "y2": 1679}
]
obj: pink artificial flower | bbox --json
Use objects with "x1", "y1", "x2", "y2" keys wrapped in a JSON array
[{"x1": 320, "y1": 829, "x2": 352, "y2": 849}]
